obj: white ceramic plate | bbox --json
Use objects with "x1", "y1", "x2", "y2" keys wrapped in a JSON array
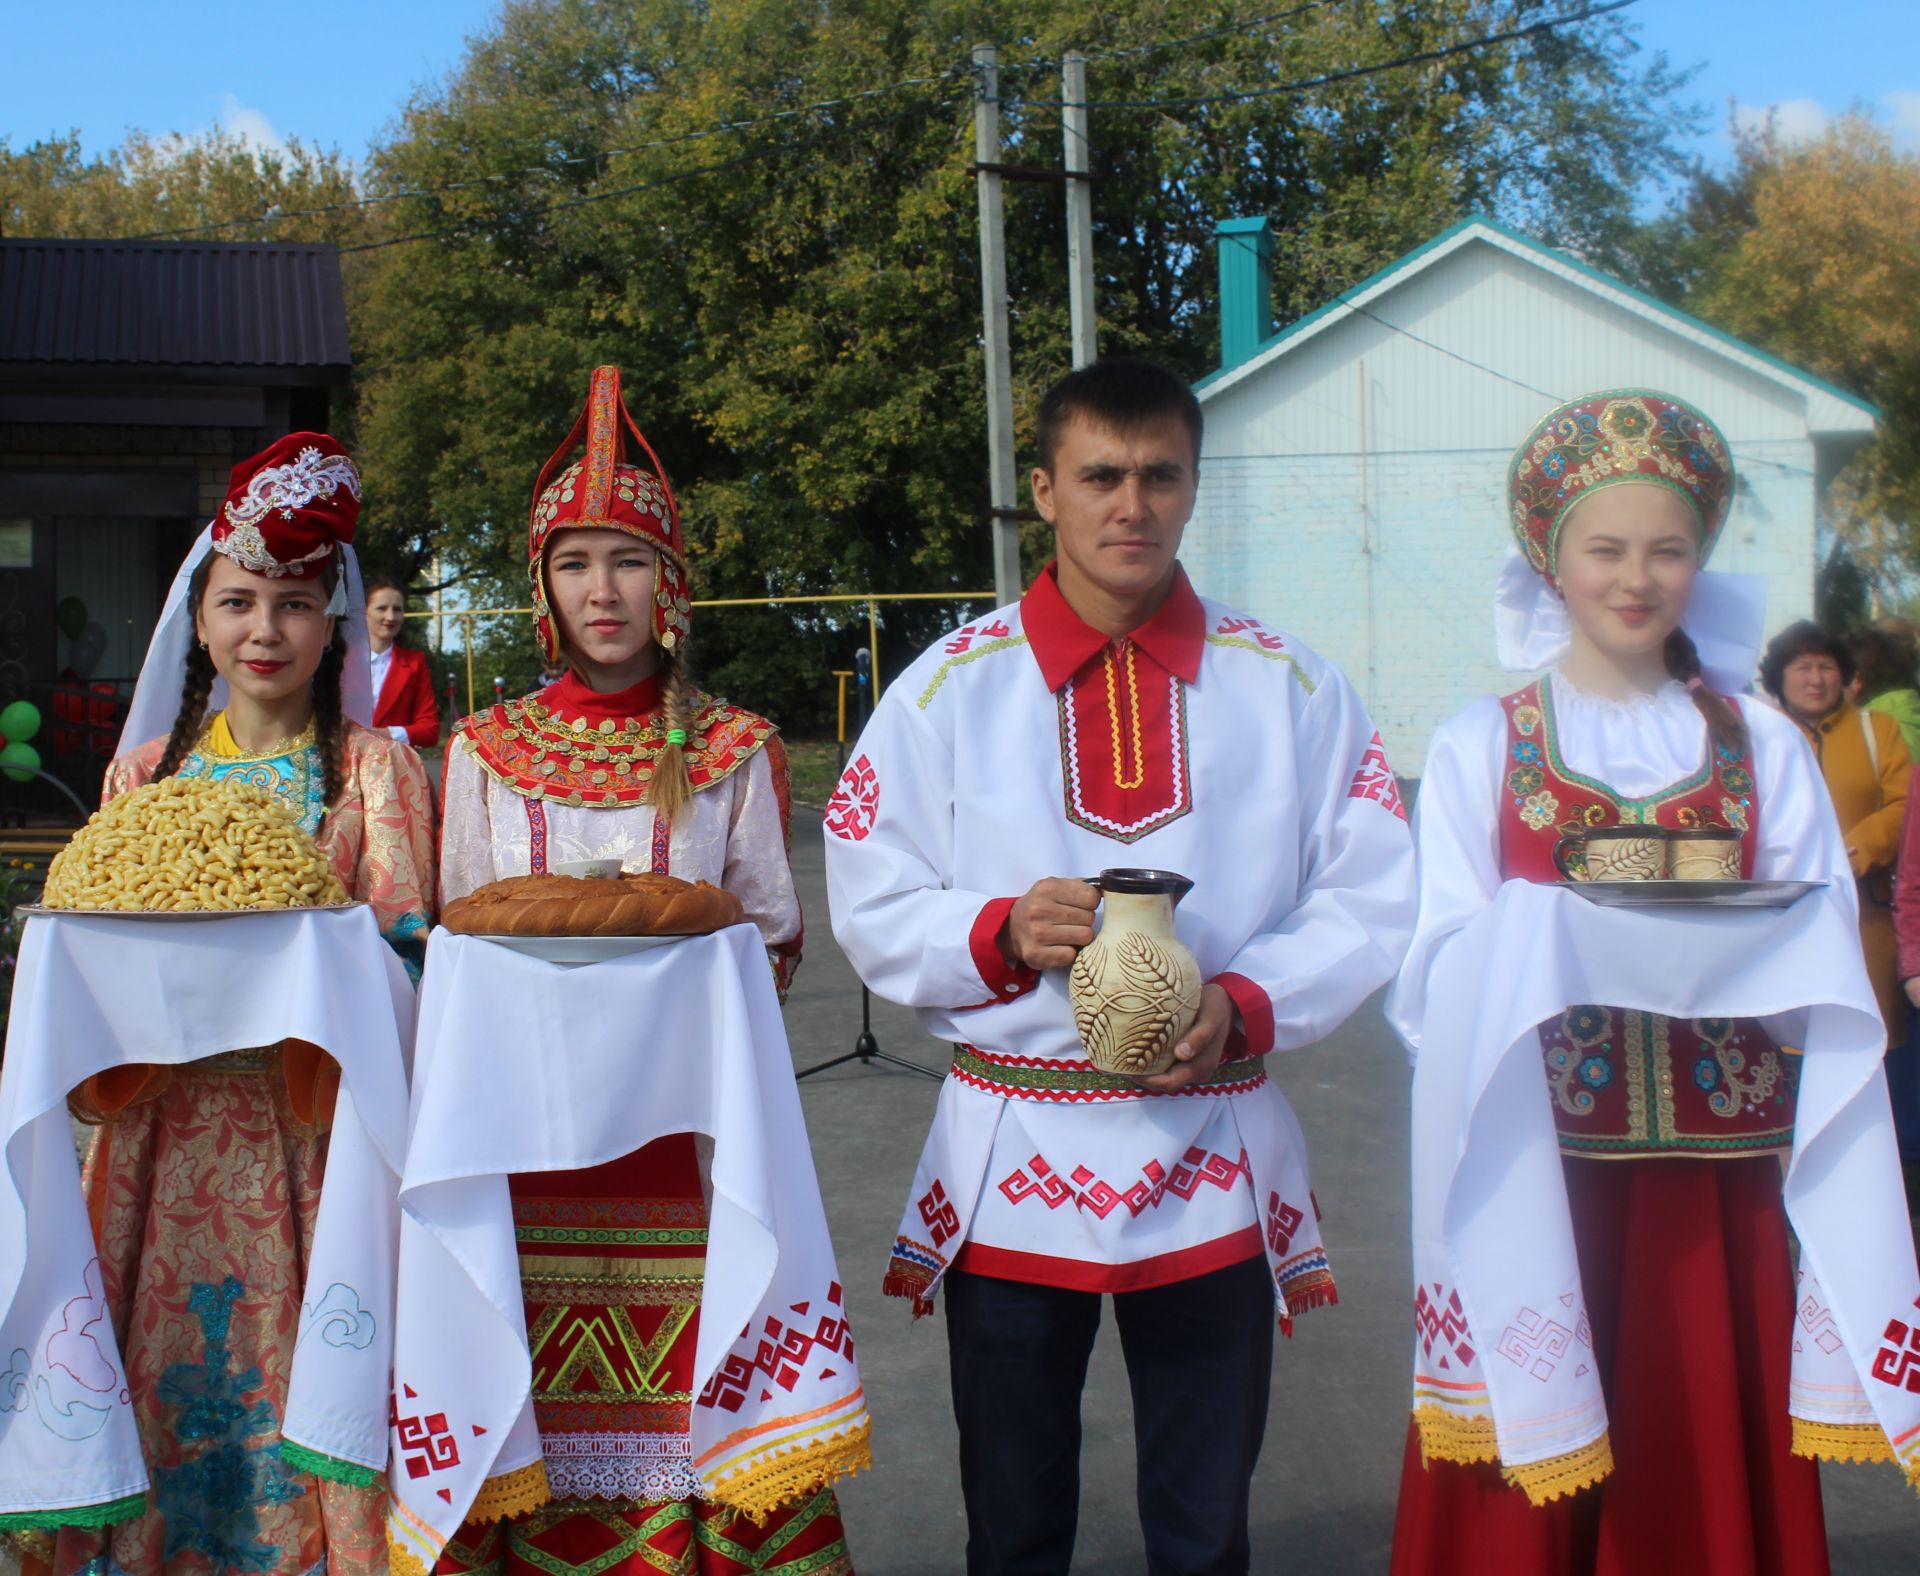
[
  {"x1": 1555, "y1": 879, "x2": 1826, "y2": 909},
  {"x1": 471, "y1": 932, "x2": 686, "y2": 964},
  {"x1": 17, "y1": 902, "x2": 367, "y2": 921}
]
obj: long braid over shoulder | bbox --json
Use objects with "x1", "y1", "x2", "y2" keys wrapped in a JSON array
[
  {"x1": 646, "y1": 645, "x2": 697, "y2": 822},
  {"x1": 1666, "y1": 628, "x2": 1749, "y2": 757},
  {"x1": 312, "y1": 625, "x2": 349, "y2": 807},
  {"x1": 154, "y1": 556, "x2": 219, "y2": 781}
]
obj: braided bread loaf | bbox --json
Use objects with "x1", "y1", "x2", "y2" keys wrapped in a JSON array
[{"x1": 442, "y1": 871, "x2": 744, "y2": 937}]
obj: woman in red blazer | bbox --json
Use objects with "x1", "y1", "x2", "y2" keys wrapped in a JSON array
[{"x1": 366, "y1": 577, "x2": 442, "y2": 748}]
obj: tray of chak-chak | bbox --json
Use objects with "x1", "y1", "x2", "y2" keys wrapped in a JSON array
[
  {"x1": 441, "y1": 867, "x2": 745, "y2": 965},
  {"x1": 29, "y1": 776, "x2": 358, "y2": 918},
  {"x1": 1555, "y1": 879, "x2": 1827, "y2": 910}
]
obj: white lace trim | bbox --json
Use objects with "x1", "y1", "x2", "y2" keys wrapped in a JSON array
[{"x1": 540, "y1": 1432, "x2": 703, "y2": 1503}]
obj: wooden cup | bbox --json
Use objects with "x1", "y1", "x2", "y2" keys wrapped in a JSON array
[
  {"x1": 1666, "y1": 828, "x2": 1741, "y2": 882},
  {"x1": 1553, "y1": 825, "x2": 1668, "y2": 882}
]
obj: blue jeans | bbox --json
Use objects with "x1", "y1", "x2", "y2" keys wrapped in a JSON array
[{"x1": 1891, "y1": 1003, "x2": 1920, "y2": 1162}]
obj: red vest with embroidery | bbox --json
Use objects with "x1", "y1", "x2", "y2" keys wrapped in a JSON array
[{"x1": 1496, "y1": 680, "x2": 1796, "y2": 1159}]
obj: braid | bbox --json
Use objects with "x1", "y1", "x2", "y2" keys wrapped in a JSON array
[
  {"x1": 154, "y1": 556, "x2": 219, "y2": 779},
  {"x1": 1666, "y1": 628, "x2": 1749, "y2": 757},
  {"x1": 154, "y1": 644, "x2": 218, "y2": 781},
  {"x1": 646, "y1": 645, "x2": 697, "y2": 822},
  {"x1": 313, "y1": 626, "x2": 349, "y2": 807}
]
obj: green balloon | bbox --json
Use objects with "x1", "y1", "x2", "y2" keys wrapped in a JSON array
[
  {"x1": 0, "y1": 701, "x2": 40, "y2": 745},
  {"x1": 55, "y1": 598, "x2": 87, "y2": 641},
  {"x1": 0, "y1": 740, "x2": 39, "y2": 783}
]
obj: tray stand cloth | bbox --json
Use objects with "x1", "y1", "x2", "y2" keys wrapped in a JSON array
[
  {"x1": 0, "y1": 907, "x2": 414, "y2": 1521},
  {"x1": 1404, "y1": 880, "x2": 1920, "y2": 1502},
  {"x1": 385, "y1": 925, "x2": 869, "y2": 1576}
]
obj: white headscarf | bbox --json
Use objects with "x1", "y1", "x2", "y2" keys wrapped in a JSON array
[
  {"x1": 1492, "y1": 546, "x2": 1769, "y2": 694},
  {"x1": 116, "y1": 525, "x2": 375, "y2": 760}
]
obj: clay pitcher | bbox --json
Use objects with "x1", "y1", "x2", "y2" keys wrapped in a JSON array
[{"x1": 1069, "y1": 869, "x2": 1201, "y2": 1077}]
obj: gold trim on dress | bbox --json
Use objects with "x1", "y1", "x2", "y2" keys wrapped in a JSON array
[{"x1": 202, "y1": 710, "x2": 318, "y2": 763}]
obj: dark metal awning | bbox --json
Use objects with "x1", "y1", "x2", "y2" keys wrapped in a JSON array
[{"x1": 0, "y1": 238, "x2": 351, "y2": 384}]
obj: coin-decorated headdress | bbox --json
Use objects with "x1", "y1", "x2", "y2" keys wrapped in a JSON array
[{"x1": 528, "y1": 365, "x2": 690, "y2": 665}]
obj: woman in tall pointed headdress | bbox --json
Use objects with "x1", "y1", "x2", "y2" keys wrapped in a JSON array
[
  {"x1": 431, "y1": 368, "x2": 853, "y2": 1575},
  {"x1": 1388, "y1": 391, "x2": 1920, "y2": 1573},
  {"x1": 32, "y1": 434, "x2": 436, "y2": 1576}
]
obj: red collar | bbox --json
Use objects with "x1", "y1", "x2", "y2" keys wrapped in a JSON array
[
  {"x1": 540, "y1": 669, "x2": 664, "y2": 723},
  {"x1": 1021, "y1": 561, "x2": 1205, "y2": 692}
]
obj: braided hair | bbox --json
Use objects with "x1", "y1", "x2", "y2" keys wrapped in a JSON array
[
  {"x1": 154, "y1": 554, "x2": 220, "y2": 782},
  {"x1": 1666, "y1": 628, "x2": 1749, "y2": 757},
  {"x1": 647, "y1": 644, "x2": 698, "y2": 821}
]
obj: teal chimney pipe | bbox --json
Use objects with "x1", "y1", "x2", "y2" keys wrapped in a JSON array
[{"x1": 1216, "y1": 216, "x2": 1273, "y2": 371}]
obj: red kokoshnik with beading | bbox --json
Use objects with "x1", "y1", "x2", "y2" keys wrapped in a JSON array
[{"x1": 528, "y1": 365, "x2": 692, "y2": 664}]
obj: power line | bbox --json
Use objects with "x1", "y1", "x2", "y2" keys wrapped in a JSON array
[
  {"x1": 129, "y1": 65, "x2": 973, "y2": 242},
  {"x1": 995, "y1": 0, "x2": 1345, "y2": 72},
  {"x1": 996, "y1": 0, "x2": 1640, "y2": 110}
]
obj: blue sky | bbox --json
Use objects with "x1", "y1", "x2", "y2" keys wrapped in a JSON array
[{"x1": 0, "y1": 0, "x2": 1912, "y2": 170}]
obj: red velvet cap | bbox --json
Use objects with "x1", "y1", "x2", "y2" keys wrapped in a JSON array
[
  {"x1": 213, "y1": 432, "x2": 361, "y2": 579},
  {"x1": 528, "y1": 366, "x2": 690, "y2": 664}
]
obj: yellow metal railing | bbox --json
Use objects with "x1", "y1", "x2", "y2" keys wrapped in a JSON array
[{"x1": 407, "y1": 591, "x2": 997, "y2": 715}]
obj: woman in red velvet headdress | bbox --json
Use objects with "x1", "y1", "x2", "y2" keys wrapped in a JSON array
[{"x1": 431, "y1": 368, "x2": 853, "y2": 1576}]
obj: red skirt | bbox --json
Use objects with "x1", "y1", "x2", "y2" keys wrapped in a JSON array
[
  {"x1": 1391, "y1": 1154, "x2": 1828, "y2": 1576},
  {"x1": 433, "y1": 1136, "x2": 854, "y2": 1576}
]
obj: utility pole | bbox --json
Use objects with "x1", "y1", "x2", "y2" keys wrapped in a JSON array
[
  {"x1": 972, "y1": 42, "x2": 1022, "y2": 606},
  {"x1": 1063, "y1": 51, "x2": 1096, "y2": 367}
]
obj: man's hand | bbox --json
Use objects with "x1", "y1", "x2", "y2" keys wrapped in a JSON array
[
  {"x1": 1000, "y1": 877, "x2": 1100, "y2": 971},
  {"x1": 1139, "y1": 983, "x2": 1237, "y2": 1093},
  {"x1": 1905, "y1": 976, "x2": 1920, "y2": 1012}
]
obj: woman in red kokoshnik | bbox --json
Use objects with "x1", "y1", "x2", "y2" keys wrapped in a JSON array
[
  {"x1": 1388, "y1": 391, "x2": 1920, "y2": 1574},
  {"x1": 432, "y1": 368, "x2": 852, "y2": 1575},
  {"x1": 26, "y1": 434, "x2": 435, "y2": 1576}
]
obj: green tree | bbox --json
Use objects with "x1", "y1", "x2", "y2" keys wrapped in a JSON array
[
  {"x1": 0, "y1": 129, "x2": 364, "y2": 246},
  {"x1": 1653, "y1": 115, "x2": 1920, "y2": 591},
  {"x1": 349, "y1": 0, "x2": 1698, "y2": 729}
]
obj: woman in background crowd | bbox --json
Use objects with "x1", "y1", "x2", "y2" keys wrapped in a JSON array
[
  {"x1": 1761, "y1": 621, "x2": 1912, "y2": 1050},
  {"x1": 1847, "y1": 625, "x2": 1920, "y2": 759},
  {"x1": 366, "y1": 575, "x2": 441, "y2": 747}
]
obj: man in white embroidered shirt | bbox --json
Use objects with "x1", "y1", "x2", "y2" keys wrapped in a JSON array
[{"x1": 823, "y1": 357, "x2": 1416, "y2": 1575}]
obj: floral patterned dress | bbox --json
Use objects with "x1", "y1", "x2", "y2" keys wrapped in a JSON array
[{"x1": 35, "y1": 717, "x2": 435, "y2": 1576}]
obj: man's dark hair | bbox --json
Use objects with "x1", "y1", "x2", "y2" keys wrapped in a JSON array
[
  {"x1": 1759, "y1": 619, "x2": 1855, "y2": 702},
  {"x1": 1846, "y1": 625, "x2": 1917, "y2": 703},
  {"x1": 1035, "y1": 357, "x2": 1203, "y2": 473}
]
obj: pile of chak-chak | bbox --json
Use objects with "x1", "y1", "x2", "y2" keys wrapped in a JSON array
[{"x1": 44, "y1": 776, "x2": 348, "y2": 912}]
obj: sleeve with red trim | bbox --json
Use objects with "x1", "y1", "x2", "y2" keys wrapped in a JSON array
[
  {"x1": 824, "y1": 686, "x2": 1045, "y2": 1011},
  {"x1": 1212, "y1": 663, "x2": 1417, "y2": 1056}
]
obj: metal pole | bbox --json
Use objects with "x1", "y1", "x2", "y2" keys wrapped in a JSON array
[
  {"x1": 867, "y1": 599, "x2": 883, "y2": 700},
  {"x1": 463, "y1": 612, "x2": 476, "y2": 716},
  {"x1": 1063, "y1": 51, "x2": 1097, "y2": 368},
  {"x1": 973, "y1": 42, "x2": 1022, "y2": 605}
]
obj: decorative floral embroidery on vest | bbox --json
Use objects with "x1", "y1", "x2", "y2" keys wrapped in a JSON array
[{"x1": 1497, "y1": 681, "x2": 1793, "y2": 1158}]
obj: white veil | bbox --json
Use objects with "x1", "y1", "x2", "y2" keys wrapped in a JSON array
[
  {"x1": 1492, "y1": 545, "x2": 1768, "y2": 694},
  {"x1": 115, "y1": 525, "x2": 375, "y2": 759}
]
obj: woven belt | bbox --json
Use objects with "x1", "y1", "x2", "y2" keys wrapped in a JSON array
[{"x1": 950, "y1": 1044, "x2": 1265, "y2": 1103}]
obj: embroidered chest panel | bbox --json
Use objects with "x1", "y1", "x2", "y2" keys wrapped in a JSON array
[
  {"x1": 459, "y1": 695, "x2": 773, "y2": 808},
  {"x1": 1057, "y1": 639, "x2": 1192, "y2": 843},
  {"x1": 180, "y1": 745, "x2": 326, "y2": 836},
  {"x1": 1497, "y1": 682, "x2": 1793, "y2": 1158}
]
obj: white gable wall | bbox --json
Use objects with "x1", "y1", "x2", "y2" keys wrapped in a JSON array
[{"x1": 1184, "y1": 237, "x2": 1827, "y2": 774}]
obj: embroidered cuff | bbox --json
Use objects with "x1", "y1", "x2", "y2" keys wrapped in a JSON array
[
  {"x1": 1213, "y1": 971, "x2": 1274, "y2": 1060},
  {"x1": 969, "y1": 897, "x2": 1041, "y2": 1004}
]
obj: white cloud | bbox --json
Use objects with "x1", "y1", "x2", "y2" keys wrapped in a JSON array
[
  {"x1": 1884, "y1": 90, "x2": 1920, "y2": 151},
  {"x1": 215, "y1": 93, "x2": 286, "y2": 154},
  {"x1": 1732, "y1": 97, "x2": 1831, "y2": 147}
]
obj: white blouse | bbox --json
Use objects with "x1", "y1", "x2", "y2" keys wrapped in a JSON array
[{"x1": 438, "y1": 738, "x2": 802, "y2": 957}]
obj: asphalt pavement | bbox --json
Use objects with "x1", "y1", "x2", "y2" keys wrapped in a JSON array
[{"x1": 778, "y1": 809, "x2": 1920, "y2": 1574}]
